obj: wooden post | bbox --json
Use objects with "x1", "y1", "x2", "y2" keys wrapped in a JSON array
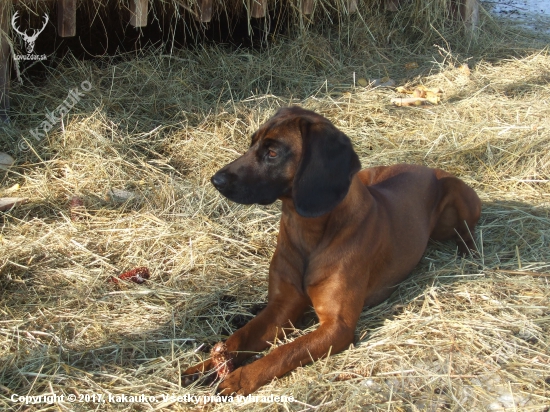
[
  {"x1": 130, "y1": 0, "x2": 148, "y2": 27},
  {"x1": 57, "y1": 0, "x2": 76, "y2": 37},
  {"x1": 251, "y1": 0, "x2": 267, "y2": 18},
  {"x1": 302, "y1": 0, "x2": 314, "y2": 15},
  {"x1": 196, "y1": 0, "x2": 213, "y2": 23},
  {"x1": 460, "y1": 0, "x2": 479, "y2": 32},
  {"x1": 385, "y1": 0, "x2": 402, "y2": 12},
  {"x1": 0, "y1": 3, "x2": 10, "y2": 122}
]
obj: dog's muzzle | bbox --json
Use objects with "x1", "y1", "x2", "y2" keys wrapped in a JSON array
[{"x1": 211, "y1": 171, "x2": 229, "y2": 192}]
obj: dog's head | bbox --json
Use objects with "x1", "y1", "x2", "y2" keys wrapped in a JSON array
[{"x1": 211, "y1": 106, "x2": 361, "y2": 217}]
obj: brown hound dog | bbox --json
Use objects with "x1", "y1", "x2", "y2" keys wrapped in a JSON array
[{"x1": 183, "y1": 106, "x2": 481, "y2": 395}]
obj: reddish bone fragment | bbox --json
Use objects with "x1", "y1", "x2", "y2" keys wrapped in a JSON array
[
  {"x1": 69, "y1": 196, "x2": 85, "y2": 221},
  {"x1": 112, "y1": 267, "x2": 151, "y2": 284},
  {"x1": 210, "y1": 342, "x2": 234, "y2": 380}
]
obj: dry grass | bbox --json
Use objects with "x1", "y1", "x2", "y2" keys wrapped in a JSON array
[{"x1": 1, "y1": 4, "x2": 550, "y2": 412}]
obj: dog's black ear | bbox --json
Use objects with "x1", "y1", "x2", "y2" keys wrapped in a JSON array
[{"x1": 293, "y1": 118, "x2": 361, "y2": 217}]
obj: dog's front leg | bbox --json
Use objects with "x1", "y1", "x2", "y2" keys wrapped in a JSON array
[
  {"x1": 182, "y1": 275, "x2": 308, "y2": 383},
  {"x1": 224, "y1": 279, "x2": 309, "y2": 364},
  {"x1": 218, "y1": 276, "x2": 364, "y2": 395}
]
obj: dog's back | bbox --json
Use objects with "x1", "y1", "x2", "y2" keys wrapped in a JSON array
[{"x1": 358, "y1": 164, "x2": 481, "y2": 253}]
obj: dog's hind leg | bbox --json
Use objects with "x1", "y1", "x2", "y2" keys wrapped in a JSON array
[{"x1": 430, "y1": 174, "x2": 482, "y2": 254}]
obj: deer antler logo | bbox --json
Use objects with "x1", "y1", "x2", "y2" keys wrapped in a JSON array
[{"x1": 12, "y1": 11, "x2": 49, "y2": 54}]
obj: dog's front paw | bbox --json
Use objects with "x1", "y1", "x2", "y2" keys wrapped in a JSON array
[
  {"x1": 182, "y1": 359, "x2": 216, "y2": 387},
  {"x1": 217, "y1": 367, "x2": 244, "y2": 395},
  {"x1": 217, "y1": 367, "x2": 259, "y2": 396}
]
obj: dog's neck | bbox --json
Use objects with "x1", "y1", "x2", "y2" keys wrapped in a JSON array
[{"x1": 279, "y1": 175, "x2": 374, "y2": 255}]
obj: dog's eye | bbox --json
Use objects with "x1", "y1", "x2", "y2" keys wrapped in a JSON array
[{"x1": 267, "y1": 150, "x2": 277, "y2": 158}]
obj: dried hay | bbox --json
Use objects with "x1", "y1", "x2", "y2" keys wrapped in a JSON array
[{"x1": 1, "y1": 4, "x2": 550, "y2": 412}]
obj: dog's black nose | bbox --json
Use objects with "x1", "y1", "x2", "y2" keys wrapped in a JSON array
[{"x1": 211, "y1": 172, "x2": 228, "y2": 190}]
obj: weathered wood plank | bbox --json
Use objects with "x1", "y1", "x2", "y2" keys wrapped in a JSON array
[
  {"x1": 130, "y1": 0, "x2": 148, "y2": 27},
  {"x1": 386, "y1": 0, "x2": 413, "y2": 12},
  {"x1": 196, "y1": 0, "x2": 213, "y2": 23},
  {"x1": 251, "y1": 0, "x2": 267, "y2": 18},
  {"x1": 57, "y1": 0, "x2": 76, "y2": 37},
  {"x1": 460, "y1": 0, "x2": 479, "y2": 31},
  {"x1": 385, "y1": 0, "x2": 401, "y2": 12},
  {"x1": 302, "y1": 0, "x2": 314, "y2": 15},
  {"x1": 0, "y1": 3, "x2": 10, "y2": 122}
]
